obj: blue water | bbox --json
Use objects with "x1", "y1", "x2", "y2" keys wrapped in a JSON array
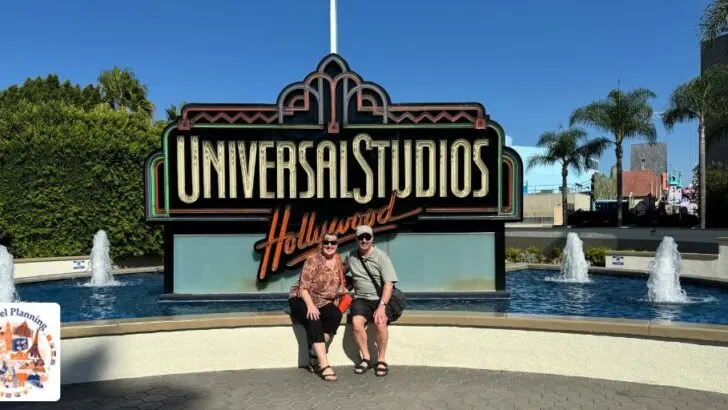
[{"x1": 14, "y1": 270, "x2": 728, "y2": 325}]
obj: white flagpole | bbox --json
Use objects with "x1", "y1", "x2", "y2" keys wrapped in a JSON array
[{"x1": 330, "y1": 0, "x2": 338, "y2": 54}]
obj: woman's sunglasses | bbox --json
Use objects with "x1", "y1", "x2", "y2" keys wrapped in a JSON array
[{"x1": 322, "y1": 240, "x2": 338, "y2": 246}]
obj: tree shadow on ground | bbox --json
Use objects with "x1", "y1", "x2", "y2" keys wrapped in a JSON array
[{"x1": 2, "y1": 341, "x2": 209, "y2": 409}]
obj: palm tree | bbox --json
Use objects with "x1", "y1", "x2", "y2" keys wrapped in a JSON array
[
  {"x1": 166, "y1": 101, "x2": 187, "y2": 123},
  {"x1": 569, "y1": 88, "x2": 658, "y2": 227},
  {"x1": 662, "y1": 64, "x2": 728, "y2": 229},
  {"x1": 97, "y1": 66, "x2": 154, "y2": 119},
  {"x1": 701, "y1": 0, "x2": 728, "y2": 43},
  {"x1": 527, "y1": 127, "x2": 611, "y2": 227}
]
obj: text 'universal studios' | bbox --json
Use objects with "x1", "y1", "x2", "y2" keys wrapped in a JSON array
[{"x1": 173, "y1": 133, "x2": 494, "y2": 204}]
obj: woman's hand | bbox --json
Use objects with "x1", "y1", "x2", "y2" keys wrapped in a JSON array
[{"x1": 306, "y1": 303, "x2": 321, "y2": 320}]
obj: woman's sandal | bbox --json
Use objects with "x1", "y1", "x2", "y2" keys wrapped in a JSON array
[
  {"x1": 316, "y1": 365, "x2": 337, "y2": 381},
  {"x1": 354, "y1": 358, "x2": 372, "y2": 374},
  {"x1": 375, "y1": 361, "x2": 389, "y2": 377}
]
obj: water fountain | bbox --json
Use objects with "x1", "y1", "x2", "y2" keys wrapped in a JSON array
[
  {"x1": 546, "y1": 232, "x2": 591, "y2": 283},
  {"x1": 647, "y1": 236, "x2": 688, "y2": 303},
  {"x1": 0, "y1": 245, "x2": 18, "y2": 303},
  {"x1": 86, "y1": 230, "x2": 119, "y2": 287}
]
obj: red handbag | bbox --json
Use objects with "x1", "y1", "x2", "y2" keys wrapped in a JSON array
[
  {"x1": 338, "y1": 293, "x2": 353, "y2": 313},
  {"x1": 337, "y1": 258, "x2": 353, "y2": 313}
]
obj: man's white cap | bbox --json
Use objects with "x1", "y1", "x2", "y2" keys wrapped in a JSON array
[{"x1": 355, "y1": 225, "x2": 373, "y2": 236}]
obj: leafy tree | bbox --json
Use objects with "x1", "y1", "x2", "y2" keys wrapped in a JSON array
[
  {"x1": 569, "y1": 88, "x2": 658, "y2": 227},
  {"x1": 661, "y1": 64, "x2": 728, "y2": 229},
  {"x1": 0, "y1": 74, "x2": 102, "y2": 111},
  {"x1": 593, "y1": 172, "x2": 617, "y2": 200},
  {"x1": 701, "y1": 0, "x2": 728, "y2": 43},
  {"x1": 527, "y1": 127, "x2": 610, "y2": 226},
  {"x1": 97, "y1": 66, "x2": 155, "y2": 119}
]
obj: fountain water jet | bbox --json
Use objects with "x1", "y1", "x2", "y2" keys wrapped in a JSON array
[
  {"x1": 647, "y1": 236, "x2": 688, "y2": 303},
  {"x1": 546, "y1": 232, "x2": 591, "y2": 283},
  {"x1": 0, "y1": 245, "x2": 18, "y2": 303},
  {"x1": 86, "y1": 230, "x2": 119, "y2": 287}
]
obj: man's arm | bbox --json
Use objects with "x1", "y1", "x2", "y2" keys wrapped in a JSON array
[{"x1": 378, "y1": 282, "x2": 394, "y2": 305}]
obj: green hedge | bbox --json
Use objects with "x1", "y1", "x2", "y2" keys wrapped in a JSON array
[
  {"x1": 0, "y1": 101, "x2": 164, "y2": 259},
  {"x1": 506, "y1": 246, "x2": 608, "y2": 267}
]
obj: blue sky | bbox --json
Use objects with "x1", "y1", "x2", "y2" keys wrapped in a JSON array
[{"x1": 0, "y1": 0, "x2": 713, "y2": 180}]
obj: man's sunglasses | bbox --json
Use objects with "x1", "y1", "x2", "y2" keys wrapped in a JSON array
[
  {"x1": 357, "y1": 234, "x2": 372, "y2": 241},
  {"x1": 322, "y1": 240, "x2": 338, "y2": 246}
]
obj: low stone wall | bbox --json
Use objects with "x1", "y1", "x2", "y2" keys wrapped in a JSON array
[
  {"x1": 506, "y1": 227, "x2": 727, "y2": 254},
  {"x1": 13, "y1": 255, "x2": 92, "y2": 280},
  {"x1": 59, "y1": 312, "x2": 728, "y2": 394},
  {"x1": 12, "y1": 255, "x2": 164, "y2": 283},
  {"x1": 604, "y1": 237, "x2": 728, "y2": 283}
]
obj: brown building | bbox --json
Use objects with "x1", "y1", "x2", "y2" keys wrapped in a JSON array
[{"x1": 622, "y1": 170, "x2": 662, "y2": 210}]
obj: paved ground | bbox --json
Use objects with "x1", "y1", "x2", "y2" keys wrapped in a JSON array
[{"x1": 3, "y1": 367, "x2": 728, "y2": 409}]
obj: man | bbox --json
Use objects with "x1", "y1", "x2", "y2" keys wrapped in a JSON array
[{"x1": 346, "y1": 224, "x2": 398, "y2": 377}]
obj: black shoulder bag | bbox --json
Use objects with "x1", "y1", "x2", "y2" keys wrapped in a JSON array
[{"x1": 355, "y1": 254, "x2": 407, "y2": 321}]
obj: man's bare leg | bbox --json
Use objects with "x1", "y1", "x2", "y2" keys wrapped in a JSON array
[
  {"x1": 375, "y1": 322, "x2": 389, "y2": 376},
  {"x1": 352, "y1": 315, "x2": 372, "y2": 373}
]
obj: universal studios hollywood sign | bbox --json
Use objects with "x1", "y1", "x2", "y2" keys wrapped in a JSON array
[{"x1": 144, "y1": 55, "x2": 523, "y2": 282}]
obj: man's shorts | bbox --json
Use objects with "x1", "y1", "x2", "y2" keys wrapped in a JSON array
[{"x1": 350, "y1": 298, "x2": 395, "y2": 324}]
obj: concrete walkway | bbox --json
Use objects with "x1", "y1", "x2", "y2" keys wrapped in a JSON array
[{"x1": 4, "y1": 367, "x2": 728, "y2": 409}]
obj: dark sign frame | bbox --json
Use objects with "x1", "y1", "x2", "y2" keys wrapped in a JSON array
[{"x1": 145, "y1": 54, "x2": 523, "y2": 292}]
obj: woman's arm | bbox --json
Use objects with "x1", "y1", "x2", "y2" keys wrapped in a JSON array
[
  {"x1": 298, "y1": 258, "x2": 320, "y2": 319},
  {"x1": 298, "y1": 258, "x2": 317, "y2": 307}
]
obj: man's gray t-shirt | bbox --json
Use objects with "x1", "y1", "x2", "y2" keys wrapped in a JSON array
[{"x1": 347, "y1": 247, "x2": 399, "y2": 300}]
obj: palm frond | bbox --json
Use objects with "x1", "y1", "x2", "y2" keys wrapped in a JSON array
[
  {"x1": 576, "y1": 137, "x2": 611, "y2": 171},
  {"x1": 572, "y1": 87, "x2": 657, "y2": 147},
  {"x1": 535, "y1": 131, "x2": 560, "y2": 148},
  {"x1": 569, "y1": 102, "x2": 611, "y2": 132},
  {"x1": 662, "y1": 81, "x2": 699, "y2": 130},
  {"x1": 700, "y1": 0, "x2": 728, "y2": 42},
  {"x1": 662, "y1": 64, "x2": 728, "y2": 133},
  {"x1": 622, "y1": 87, "x2": 657, "y2": 102},
  {"x1": 527, "y1": 127, "x2": 608, "y2": 182},
  {"x1": 526, "y1": 154, "x2": 560, "y2": 171}
]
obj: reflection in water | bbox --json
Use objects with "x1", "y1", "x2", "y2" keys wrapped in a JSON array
[
  {"x1": 652, "y1": 303, "x2": 684, "y2": 322},
  {"x1": 563, "y1": 284, "x2": 594, "y2": 316},
  {"x1": 80, "y1": 288, "x2": 118, "y2": 321}
]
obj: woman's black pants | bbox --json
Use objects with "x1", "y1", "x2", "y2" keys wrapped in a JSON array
[{"x1": 289, "y1": 297, "x2": 343, "y2": 346}]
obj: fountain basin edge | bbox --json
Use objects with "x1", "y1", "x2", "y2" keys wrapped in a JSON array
[{"x1": 58, "y1": 310, "x2": 728, "y2": 395}]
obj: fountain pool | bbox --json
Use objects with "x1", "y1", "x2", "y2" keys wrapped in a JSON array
[{"x1": 13, "y1": 269, "x2": 728, "y2": 324}]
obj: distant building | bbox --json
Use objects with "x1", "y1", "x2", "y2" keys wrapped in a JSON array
[
  {"x1": 701, "y1": 33, "x2": 728, "y2": 165},
  {"x1": 511, "y1": 145, "x2": 599, "y2": 195},
  {"x1": 621, "y1": 170, "x2": 662, "y2": 210},
  {"x1": 522, "y1": 192, "x2": 591, "y2": 226},
  {"x1": 630, "y1": 143, "x2": 667, "y2": 174},
  {"x1": 700, "y1": 33, "x2": 728, "y2": 72}
]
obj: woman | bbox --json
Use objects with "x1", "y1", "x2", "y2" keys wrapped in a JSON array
[{"x1": 288, "y1": 232, "x2": 346, "y2": 381}]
